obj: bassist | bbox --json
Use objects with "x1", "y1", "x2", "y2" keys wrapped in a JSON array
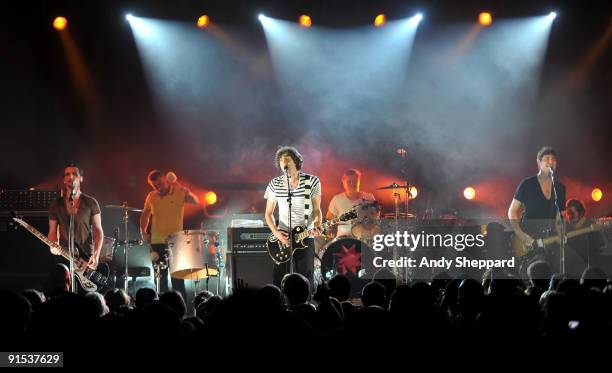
[{"x1": 47, "y1": 164, "x2": 104, "y2": 271}]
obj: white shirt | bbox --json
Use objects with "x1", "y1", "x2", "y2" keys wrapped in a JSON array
[
  {"x1": 264, "y1": 172, "x2": 321, "y2": 231},
  {"x1": 327, "y1": 192, "x2": 375, "y2": 237}
]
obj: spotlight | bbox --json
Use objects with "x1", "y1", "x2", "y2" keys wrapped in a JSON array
[
  {"x1": 53, "y1": 16, "x2": 68, "y2": 31},
  {"x1": 592, "y1": 188, "x2": 603, "y2": 202},
  {"x1": 478, "y1": 12, "x2": 493, "y2": 26},
  {"x1": 408, "y1": 13, "x2": 423, "y2": 27},
  {"x1": 299, "y1": 14, "x2": 312, "y2": 28},
  {"x1": 548, "y1": 11, "x2": 557, "y2": 20},
  {"x1": 205, "y1": 191, "x2": 218, "y2": 205},
  {"x1": 126, "y1": 14, "x2": 134, "y2": 22},
  {"x1": 409, "y1": 186, "x2": 418, "y2": 199},
  {"x1": 258, "y1": 14, "x2": 272, "y2": 26},
  {"x1": 374, "y1": 14, "x2": 386, "y2": 27},
  {"x1": 197, "y1": 15, "x2": 210, "y2": 28},
  {"x1": 464, "y1": 187, "x2": 476, "y2": 200}
]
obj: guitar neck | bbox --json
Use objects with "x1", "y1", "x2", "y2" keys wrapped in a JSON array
[
  {"x1": 296, "y1": 215, "x2": 345, "y2": 242},
  {"x1": 541, "y1": 224, "x2": 604, "y2": 246},
  {"x1": 13, "y1": 218, "x2": 72, "y2": 261}
]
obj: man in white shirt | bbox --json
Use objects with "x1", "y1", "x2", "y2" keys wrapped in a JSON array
[
  {"x1": 265, "y1": 146, "x2": 323, "y2": 288},
  {"x1": 326, "y1": 169, "x2": 377, "y2": 238}
]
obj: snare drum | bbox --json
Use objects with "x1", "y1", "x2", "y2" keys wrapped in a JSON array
[{"x1": 166, "y1": 230, "x2": 218, "y2": 279}]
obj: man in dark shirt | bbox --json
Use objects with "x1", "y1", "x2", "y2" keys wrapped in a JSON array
[
  {"x1": 47, "y1": 164, "x2": 104, "y2": 270},
  {"x1": 508, "y1": 147, "x2": 566, "y2": 268}
]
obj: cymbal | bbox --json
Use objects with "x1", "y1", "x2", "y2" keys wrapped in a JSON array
[
  {"x1": 382, "y1": 212, "x2": 416, "y2": 219},
  {"x1": 376, "y1": 183, "x2": 411, "y2": 190},
  {"x1": 105, "y1": 204, "x2": 143, "y2": 212}
]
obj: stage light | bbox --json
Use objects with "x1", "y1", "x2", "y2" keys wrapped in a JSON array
[
  {"x1": 548, "y1": 12, "x2": 557, "y2": 20},
  {"x1": 197, "y1": 15, "x2": 210, "y2": 28},
  {"x1": 205, "y1": 191, "x2": 218, "y2": 205},
  {"x1": 126, "y1": 14, "x2": 134, "y2": 22},
  {"x1": 374, "y1": 14, "x2": 386, "y2": 27},
  {"x1": 258, "y1": 14, "x2": 273, "y2": 27},
  {"x1": 53, "y1": 17, "x2": 68, "y2": 31},
  {"x1": 478, "y1": 12, "x2": 493, "y2": 26},
  {"x1": 464, "y1": 187, "x2": 476, "y2": 200},
  {"x1": 299, "y1": 14, "x2": 312, "y2": 28},
  {"x1": 408, "y1": 13, "x2": 423, "y2": 27},
  {"x1": 409, "y1": 186, "x2": 418, "y2": 199},
  {"x1": 592, "y1": 188, "x2": 603, "y2": 202}
]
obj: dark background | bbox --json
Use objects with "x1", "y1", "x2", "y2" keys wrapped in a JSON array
[{"x1": 1, "y1": 0, "x2": 611, "y2": 255}]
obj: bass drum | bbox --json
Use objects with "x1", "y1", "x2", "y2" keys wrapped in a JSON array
[{"x1": 320, "y1": 237, "x2": 373, "y2": 298}]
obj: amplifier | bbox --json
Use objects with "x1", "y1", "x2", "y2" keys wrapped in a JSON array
[{"x1": 227, "y1": 227, "x2": 274, "y2": 289}]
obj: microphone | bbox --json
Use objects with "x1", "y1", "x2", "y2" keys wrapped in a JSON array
[
  {"x1": 70, "y1": 180, "x2": 78, "y2": 200},
  {"x1": 548, "y1": 167, "x2": 554, "y2": 176}
]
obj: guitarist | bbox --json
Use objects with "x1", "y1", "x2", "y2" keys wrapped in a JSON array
[
  {"x1": 264, "y1": 146, "x2": 323, "y2": 289},
  {"x1": 563, "y1": 199, "x2": 604, "y2": 277},
  {"x1": 47, "y1": 164, "x2": 104, "y2": 271},
  {"x1": 508, "y1": 147, "x2": 566, "y2": 271}
]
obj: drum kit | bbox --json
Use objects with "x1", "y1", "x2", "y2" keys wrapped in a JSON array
[
  {"x1": 102, "y1": 203, "x2": 223, "y2": 295},
  {"x1": 315, "y1": 182, "x2": 418, "y2": 294}
]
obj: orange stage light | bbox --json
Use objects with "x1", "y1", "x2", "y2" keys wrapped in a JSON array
[
  {"x1": 592, "y1": 188, "x2": 603, "y2": 202},
  {"x1": 299, "y1": 15, "x2": 312, "y2": 28},
  {"x1": 197, "y1": 15, "x2": 210, "y2": 29},
  {"x1": 205, "y1": 191, "x2": 218, "y2": 205},
  {"x1": 409, "y1": 186, "x2": 418, "y2": 199},
  {"x1": 53, "y1": 17, "x2": 68, "y2": 31},
  {"x1": 464, "y1": 187, "x2": 476, "y2": 200},
  {"x1": 478, "y1": 12, "x2": 492, "y2": 26},
  {"x1": 374, "y1": 14, "x2": 386, "y2": 27}
]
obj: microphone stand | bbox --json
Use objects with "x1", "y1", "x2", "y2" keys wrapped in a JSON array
[
  {"x1": 550, "y1": 170, "x2": 566, "y2": 274},
  {"x1": 285, "y1": 167, "x2": 294, "y2": 275},
  {"x1": 68, "y1": 189, "x2": 77, "y2": 293}
]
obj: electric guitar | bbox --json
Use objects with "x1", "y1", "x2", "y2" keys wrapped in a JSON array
[
  {"x1": 512, "y1": 219, "x2": 610, "y2": 260},
  {"x1": 267, "y1": 209, "x2": 358, "y2": 264},
  {"x1": 12, "y1": 217, "x2": 111, "y2": 293}
]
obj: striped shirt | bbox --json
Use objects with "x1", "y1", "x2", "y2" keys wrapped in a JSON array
[{"x1": 264, "y1": 172, "x2": 321, "y2": 230}]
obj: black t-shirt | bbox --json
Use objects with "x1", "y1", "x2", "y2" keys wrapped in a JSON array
[
  {"x1": 513, "y1": 175, "x2": 566, "y2": 236},
  {"x1": 48, "y1": 193, "x2": 101, "y2": 257}
]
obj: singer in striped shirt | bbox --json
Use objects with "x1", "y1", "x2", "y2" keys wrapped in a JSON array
[{"x1": 264, "y1": 146, "x2": 323, "y2": 288}]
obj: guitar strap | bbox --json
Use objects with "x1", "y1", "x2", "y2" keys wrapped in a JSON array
[{"x1": 303, "y1": 173, "x2": 312, "y2": 228}]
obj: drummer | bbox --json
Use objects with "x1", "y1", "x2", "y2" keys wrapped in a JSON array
[
  {"x1": 326, "y1": 169, "x2": 378, "y2": 238},
  {"x1": 140, "y1": 170, "x2": 200, "y2": 297}
]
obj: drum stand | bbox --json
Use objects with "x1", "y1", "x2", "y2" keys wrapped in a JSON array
[
  {"x1": 119, "y1": 203, "x2": 133, "y2": 295},
  {"x1": 153, "y1": 257, "x2": 168, "y2": 294}
]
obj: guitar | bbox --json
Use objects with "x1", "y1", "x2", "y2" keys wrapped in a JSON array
[
  {"x1": 512, "y1": 220, "x2": 610, "y2": 260},
  {"x1": 12, "y1": 217, "x2": 112, "y2": 293},
  {"x1": 267, "y1": 209, "x2": 358, "y2": 264}
]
